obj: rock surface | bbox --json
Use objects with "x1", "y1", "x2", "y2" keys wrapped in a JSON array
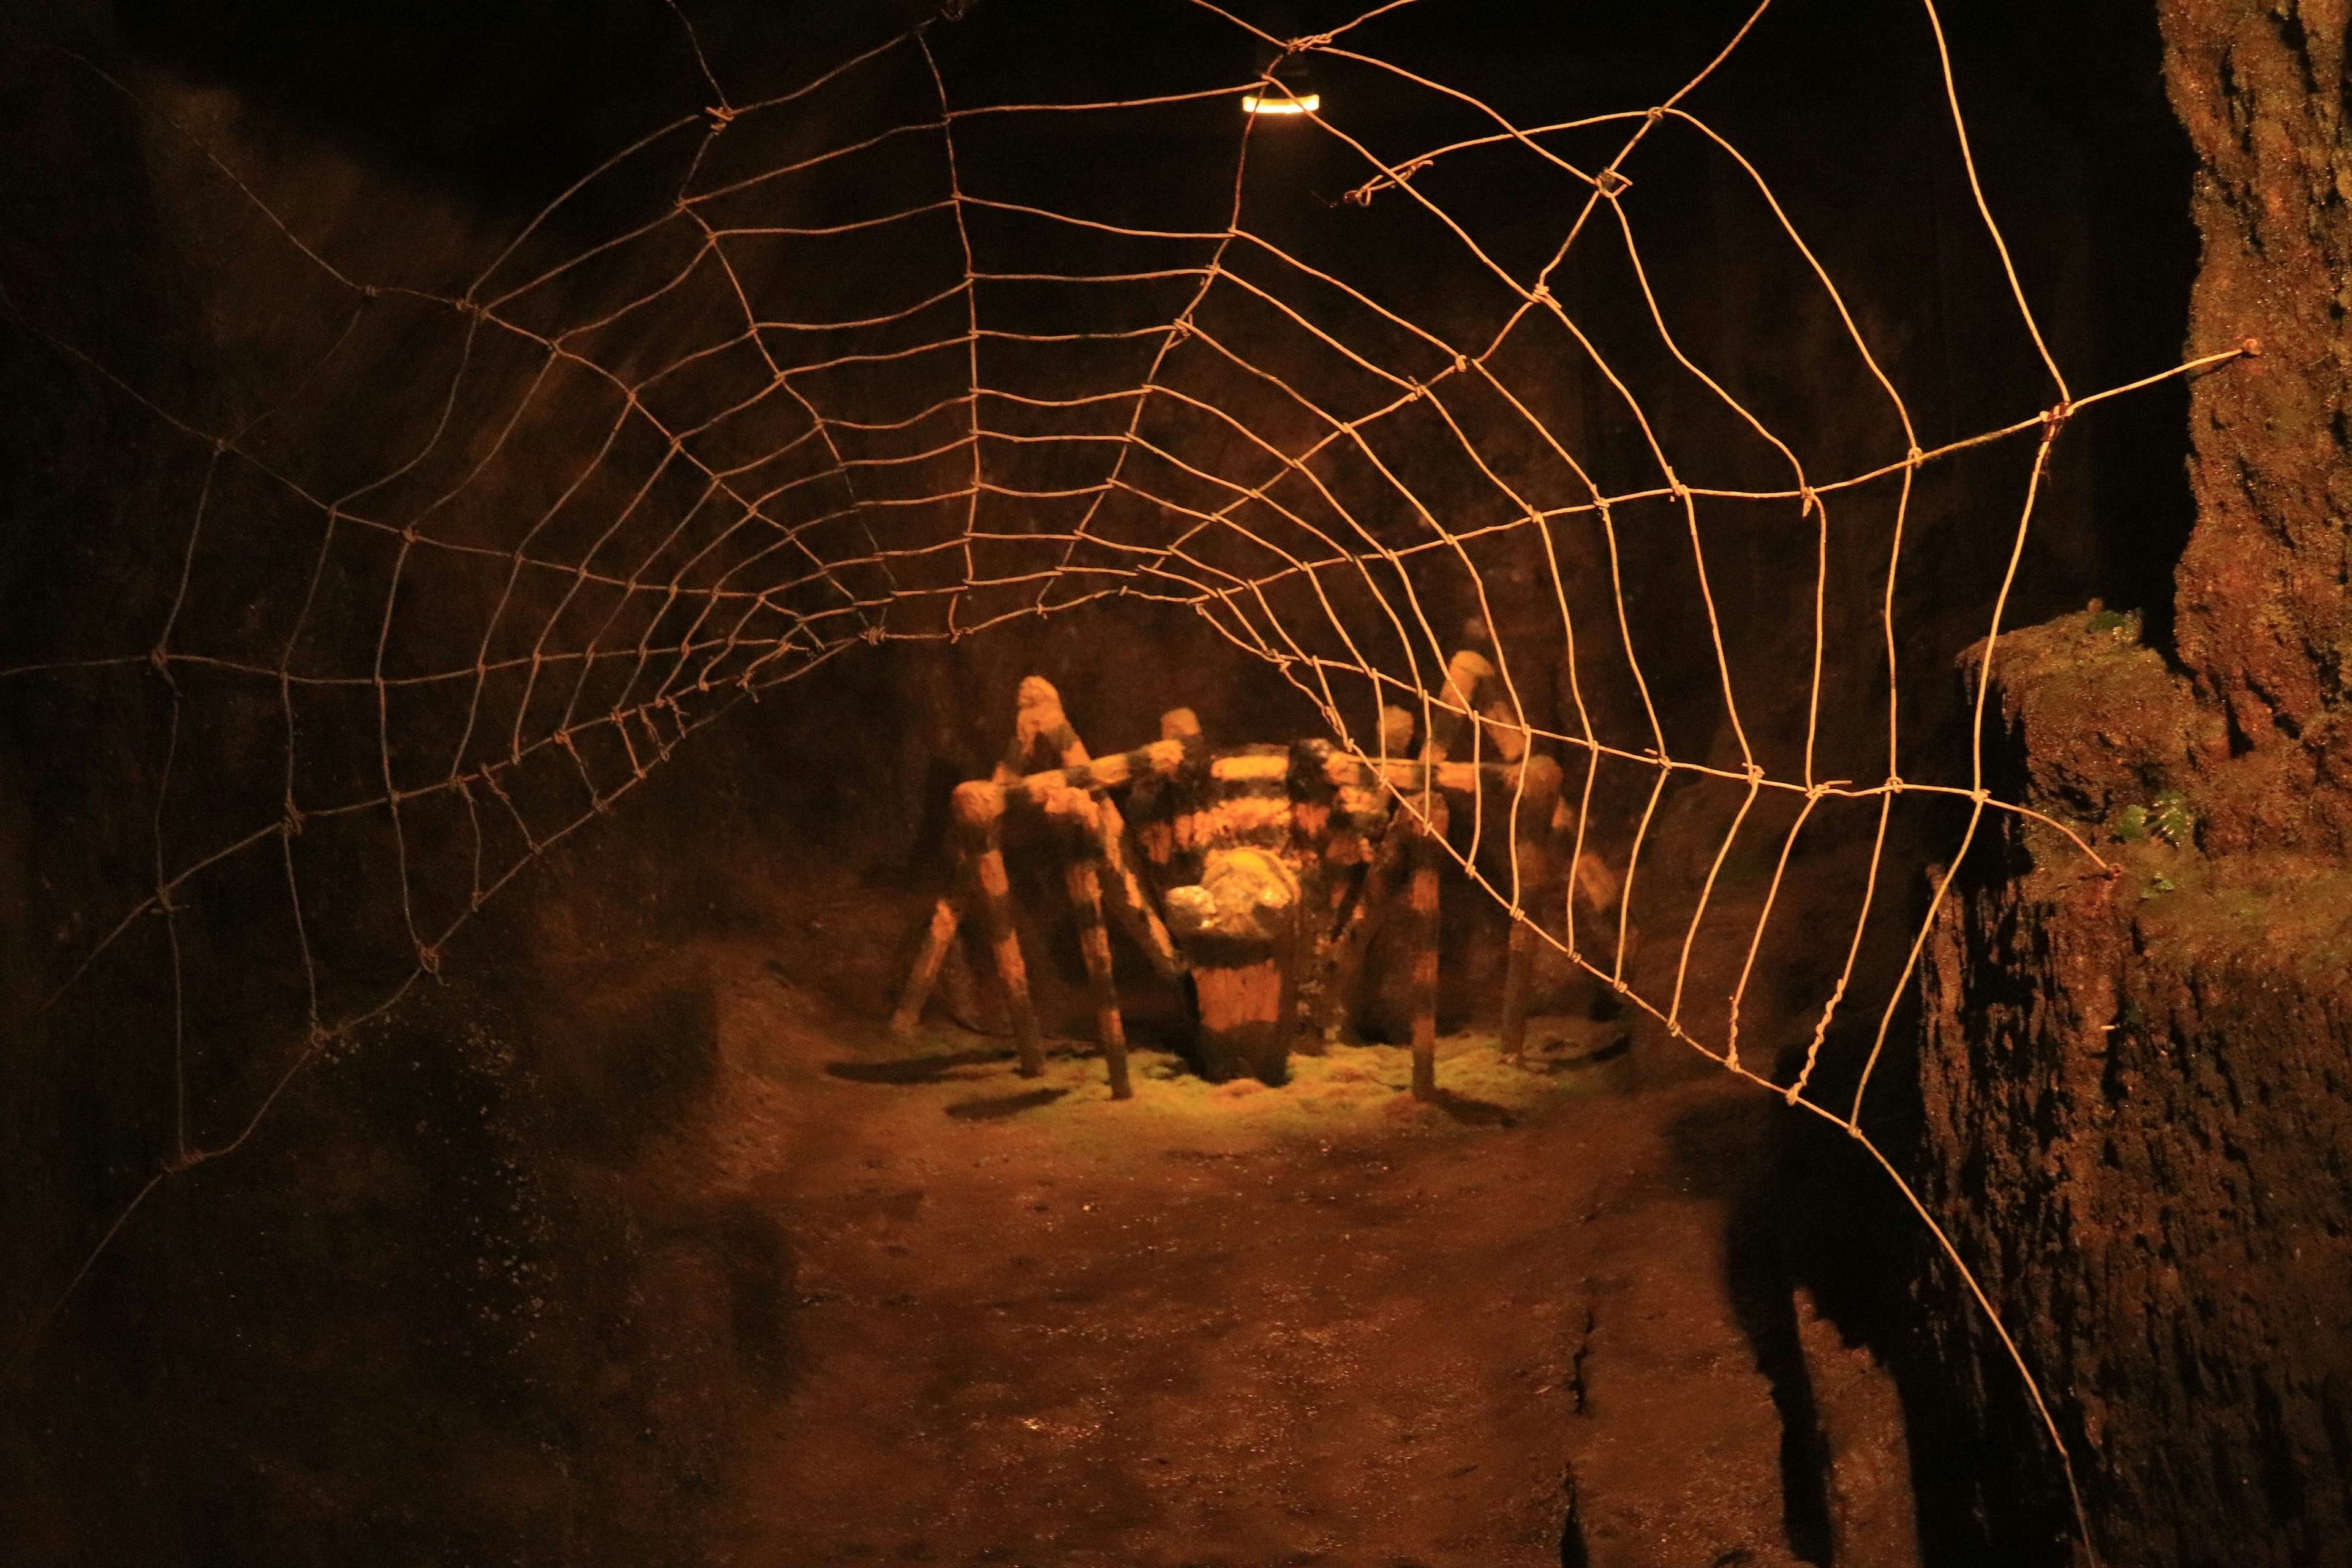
[{"x1": 1906, "y1": 9, "x2": 2352, "y2": 1562}]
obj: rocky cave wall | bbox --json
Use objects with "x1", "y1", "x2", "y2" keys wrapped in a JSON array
[{"x1": 1914, "y1": 3, "x2": 2352, "y2": 1566}]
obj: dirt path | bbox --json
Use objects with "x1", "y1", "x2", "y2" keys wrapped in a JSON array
[{"x1": 635, "y1": 938, "x2": 1818, "y2": 1568}]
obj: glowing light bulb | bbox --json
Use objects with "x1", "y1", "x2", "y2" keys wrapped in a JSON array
[{"x1": 1241, "y1": 89, "x2": 1320, "y2": 116}]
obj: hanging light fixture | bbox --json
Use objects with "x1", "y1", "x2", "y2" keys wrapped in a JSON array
[{"x1": 1242, "y1": 51, "x2": 1319, "y2": 116}]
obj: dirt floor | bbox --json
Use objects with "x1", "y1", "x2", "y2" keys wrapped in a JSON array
[{"x1": 626, "y1": 931, "x2": 1847, "y2": 1568}]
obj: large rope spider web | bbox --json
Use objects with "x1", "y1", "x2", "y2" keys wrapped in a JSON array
[{"x1": 1, "y1": 0, "x2": 2247, "y2": 1544}]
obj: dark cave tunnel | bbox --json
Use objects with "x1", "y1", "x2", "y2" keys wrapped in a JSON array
[{"x1": 10, "y1": 2, "x2": 2350, "y2": 1566}]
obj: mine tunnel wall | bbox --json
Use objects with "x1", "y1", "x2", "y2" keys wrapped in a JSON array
[{"x1": 1908, "y1": 4, "x2": 2352, "y2": 1566}]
